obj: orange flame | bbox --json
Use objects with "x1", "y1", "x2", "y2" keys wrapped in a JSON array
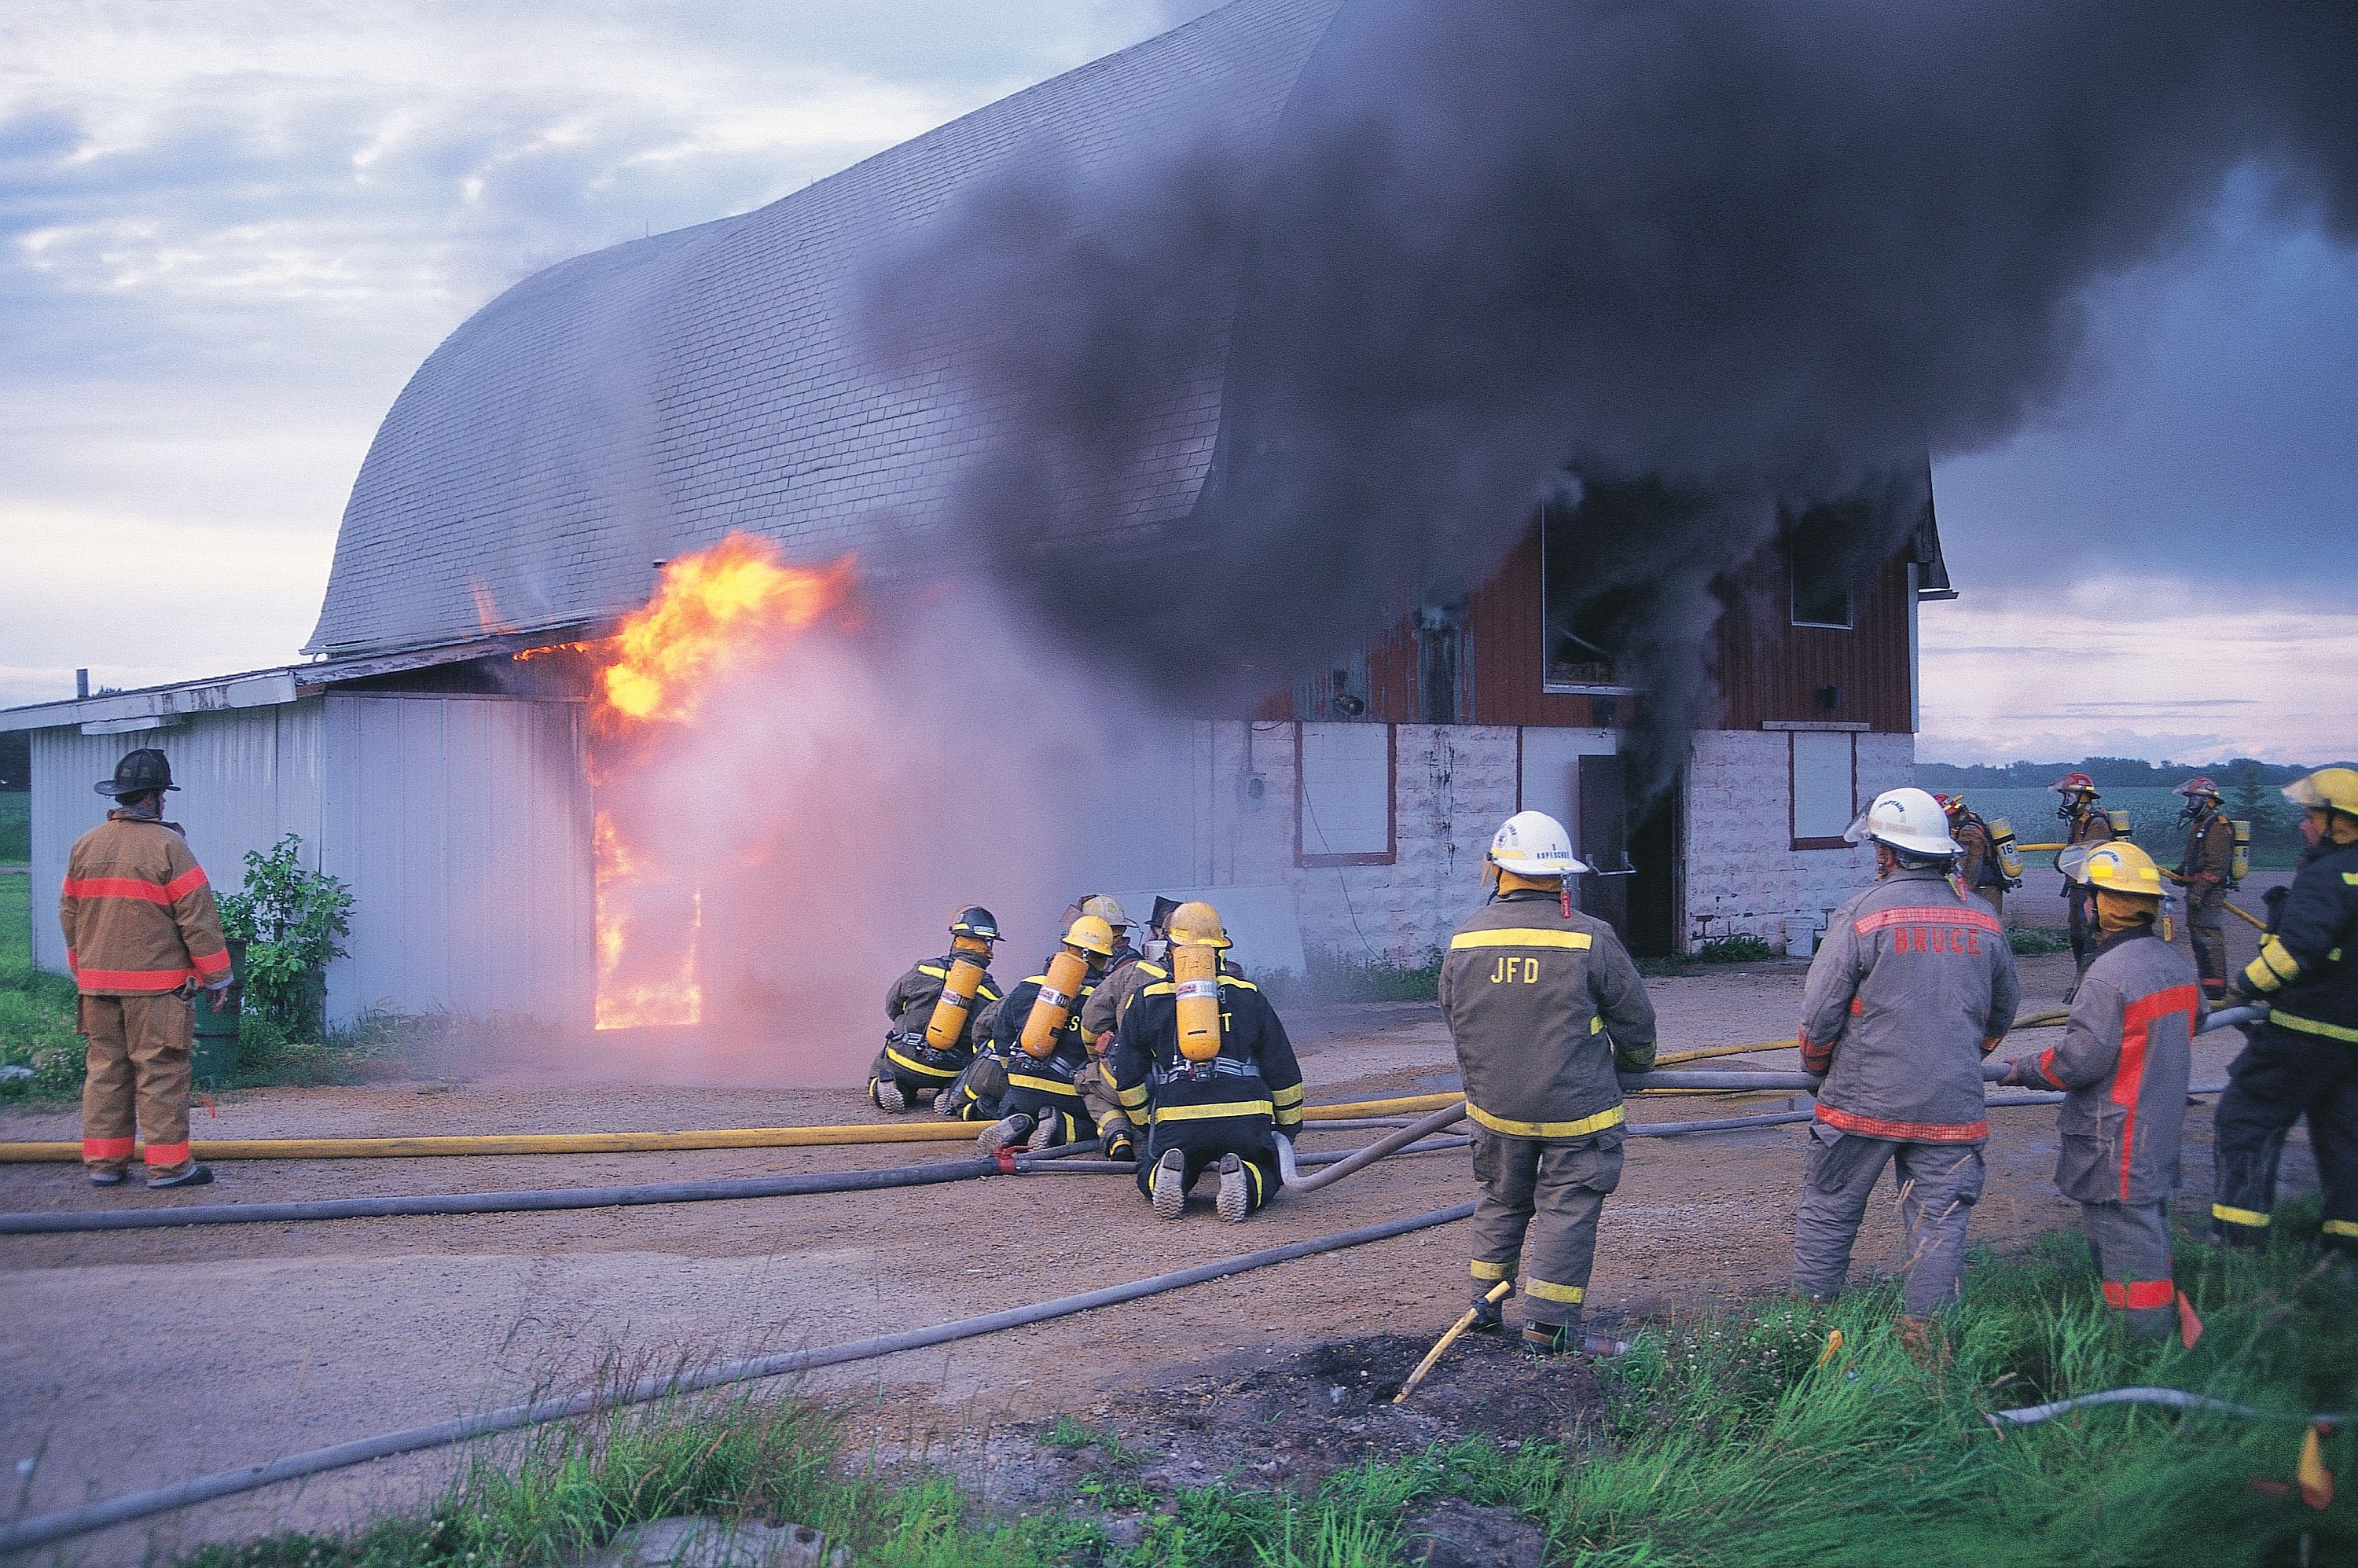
[
  {"x1": 588, "y1": 533, "x2": 855, "y2": 1029},
  {"x1": 598, "y1": 537, "x2": 856, "y2": 727}
]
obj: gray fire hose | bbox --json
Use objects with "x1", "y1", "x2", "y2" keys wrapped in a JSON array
[{"x1": 0, "y1": 1199, "x2": 1479, "y2": 1555}]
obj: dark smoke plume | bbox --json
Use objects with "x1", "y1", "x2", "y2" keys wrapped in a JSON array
[{"x1": 872, "y1": 0, "x2": 2358, "y2": 784}]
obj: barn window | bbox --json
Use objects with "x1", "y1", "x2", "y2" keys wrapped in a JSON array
[
  {"x1": 1296, "y1": 722, "x2": 1395, "y2": 866},
  {"x1": 1790, "y1": 730, "x2": 1857, "y2": 849}
]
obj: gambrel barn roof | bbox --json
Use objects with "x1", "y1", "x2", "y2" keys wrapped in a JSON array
[{"x1": 308, "y1": 0, "x2": 1344, "y2": 656}]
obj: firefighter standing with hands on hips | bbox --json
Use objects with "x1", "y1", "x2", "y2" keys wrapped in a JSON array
[
  {"x1": 869, "y1": 905, "x2": 1005, "y2": 1114},
  {"x1": 2211, "y1": 766, "x2": 2358, "y2": 1258},
  {"x1": 2171, "y1": 777, "x2": 2236, "y2": 1004},
  {"x1": 1792, "y1": 787, "x2": 2020, "y2": 1357},
  {"x1": 1107, "y1": 901, "x2": 1306, "y2": 1221},
  {"x1": 58, "y1": 750, "x2": 232, "y2": 1189},
  {"x1": 1441, "y1": 810, "x2": 1656, "y2": 1359},
  {"x1": 1997, "y1": 841, "x2": 2202, "y2": 1339}
]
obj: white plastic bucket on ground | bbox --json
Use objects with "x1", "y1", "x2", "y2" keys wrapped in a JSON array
[{"x1": 1783, "y1": 915, "x2": 1819, "y2": 959}]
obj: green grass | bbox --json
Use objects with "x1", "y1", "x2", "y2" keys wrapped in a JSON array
[
  {"x1": 0, "y1": 791, "x2": 27, "y2": 863},
  {"x1": 174, "y1": 1216, "x2": 2356, "y2": 1568},
  {"x1": 0, "y1": 871, "x2": 394, "y2": 1106},
  {"x1": 1694, "y1": 934, "x2": 1777, "y2": 964},
  {"x1": 1263, "y1": 947, "x2": 1444, "y2": 1005}
]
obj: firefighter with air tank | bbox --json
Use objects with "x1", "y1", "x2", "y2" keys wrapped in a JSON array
[
  {"x1": 1938, "y1": 791, "x2": 2018, "y2": 916},
  {"x1": 1107, "y1": 900, "x2": 1306, "y2": 1222},
  {"x1": 2211, "y1": 767, "x2": 2358, "y2": 1260},
  {"x1": 1440, "y1": 810, "x2": 1657, "y2": 1358},
  {"x1": 2171, "y1": 776, "x2": 2237, "y2": 1004},
  {"x1": 869, "y1": 905, "x2": 1005, "y2": 1114},
  {"x1": 59, "y1": 750, "x2": 233, "y2": 1189},
  {"x1": 972, "y1": 913, "x2": 1118, "y2": 1151},
  {"x1": 1997, "y1": 840, "x2": 2200, "y2": 1338},
  {"x1": 2052, "y1": 771, "x2": 2118, "y2": 983},
  {"x1": 1076, "y1": 895, "x2": 1179, "y2": 1164},
  {"x1": 1792, "y1": 787, "x2": 2021, "y2": 1356}
]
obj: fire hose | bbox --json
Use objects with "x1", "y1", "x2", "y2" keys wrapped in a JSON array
[
  {"x1": 1987, "y1": 1387, "x2": 2358, "y2": 1429},
  {"x1": 0, "y1": 1199, "x2": 1484, "y2": 1555}
]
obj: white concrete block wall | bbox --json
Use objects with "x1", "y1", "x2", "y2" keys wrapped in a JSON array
[{"x1": 1681, "y1": 729, "x2": 1914, "y2": 953}]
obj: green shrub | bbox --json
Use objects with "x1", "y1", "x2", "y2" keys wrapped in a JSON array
[
  {"x1": 1695, "y1": 933, "x2": 1777, "y2": 964},
  {"x1": 2009, "y1": 924, "x2": 2072, "y2": 955},
  {"x1": 217, "y1": 834, "x2": 352, "y2": 1037}
]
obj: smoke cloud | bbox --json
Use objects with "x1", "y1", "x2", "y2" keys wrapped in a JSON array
[{"x1": 871, "y1": 0, "x2": 2357, "y2": 784}]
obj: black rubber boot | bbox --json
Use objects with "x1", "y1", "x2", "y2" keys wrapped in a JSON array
[{"x1": 147, "y1": 1162, "x2": 213, "y2": 1191}]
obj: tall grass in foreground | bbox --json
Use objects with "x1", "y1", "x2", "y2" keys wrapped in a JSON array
[{"x1": 180, "y1": 1217, "x2": 2353, "y2": 1567}]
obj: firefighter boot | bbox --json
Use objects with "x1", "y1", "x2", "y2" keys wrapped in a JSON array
[
  {"x1": 1102, "y1": 1124, "x2": 1137, "y2": 1163},
  {"x1": 148, "y1": 1162, "x2": 213, "y2": 1191},
  {"x1": 977, "y1": 1113, "x2": 1034, "y2": 1154},
  {"x1": 1469, "y1": 1281, "x2": 1511, "y2": 1333},
  {"x1": 88, "y1": 1168, "x2": 127, "y2": 1188},
  {"x1": 1215, "y1": 1152, "x2": 1251, "y2": 1222},
  {"x1": 871, "y1": 1076, "x2": 907, "y2": 1114},
  {"x1": 1522, "y1": 1314, "x2": 1579, "y2": 1359},
  {"x1": 1151, "y1": 1148, "x2": 1188, "y2": 1221}
]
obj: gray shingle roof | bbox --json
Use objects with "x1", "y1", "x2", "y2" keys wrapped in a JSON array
[{"x1": 307, "y1": 0, "x2": 1344, "y2": 656}]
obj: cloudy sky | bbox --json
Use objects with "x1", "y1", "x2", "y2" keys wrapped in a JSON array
[{"x1": 2, "y1": 1, "x2": 2352, "y2": 765}]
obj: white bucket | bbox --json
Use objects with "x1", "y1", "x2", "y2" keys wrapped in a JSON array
[{"x1": 1783, "y1": 914, "x2": 1819, "y2": 960}]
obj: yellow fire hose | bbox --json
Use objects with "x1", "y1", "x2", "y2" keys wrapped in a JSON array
[
  {"x1": 0, "y1": 1019, "x2": 2081, "y2": 1166},
  {"x1": 1396, "y1": 1280, "x2": 1512, "y2": 1404}
]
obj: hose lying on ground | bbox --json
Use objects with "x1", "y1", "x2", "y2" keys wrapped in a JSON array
[
  {"x1": 0, "y1": 1199, "x2": 1480, "y2": 1555},
  {"x1": 1988, "y1": 1387, "x2": 2358, "y2": 1429}
]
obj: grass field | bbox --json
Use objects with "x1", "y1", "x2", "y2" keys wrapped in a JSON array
[
  {"x1": 175, "y1": 1217, "x2": 2356, "y2": 1568},
  {"x1": 0, "y1": 791, "x2": 27, "y2": 863}
]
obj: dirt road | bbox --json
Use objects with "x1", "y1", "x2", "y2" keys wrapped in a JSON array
[{"x1": 0, "y1": 952, "x2": 2301, "y2": 1565}]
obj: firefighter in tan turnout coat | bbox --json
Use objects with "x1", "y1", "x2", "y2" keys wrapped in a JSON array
[
  {"x1": 1793, "y1": 787, "x2": 2021, "y2": 1344},
  {"x1": 58, "y1": 750, "x2": 232, "y2": 1188},
  {"x1": 1441, "y1": 811, "x2": 1657, "y2": 1357},
  {"x1": 1999, "y1": 840, "x2": 2201, "y2": 1339}
]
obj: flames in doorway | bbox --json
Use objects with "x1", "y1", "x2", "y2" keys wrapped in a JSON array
[{"x1": 585, "y1": 534, "x2": 858, "y2": 1029}]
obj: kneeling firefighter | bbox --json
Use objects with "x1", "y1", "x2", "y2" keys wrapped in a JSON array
[
  {"x1": 975, "y1": 913, "x2": 1117, "y2": 1151},
  {"x1": 1793, "y1": 788, "x2": 2021, "y2": 1353},
  {"x1": 1075, "y1": 896, "x2": 1179, "y2": 1163},
  {"x1": 1997, "y1": 842, "x2": 2201, "y2": 1339},
  {"x1": 869, "y1": 906, "x2": 1005, "y2": 1114},
  {"x1": 1107, "y1": 901, "x2": 1306, "y2": 1222},
  {"x1": 1442, "y1": 810, "x2": 1657, "y2": 1357},
  {"x1": 2211, "y1": 767, "x2": 2358, "y2": 1258}
]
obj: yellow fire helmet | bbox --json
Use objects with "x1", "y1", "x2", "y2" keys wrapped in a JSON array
[
  {"x1": 2063, "y1": 840, "x2": 2168, "y2": 900},
  {"x1": 2283, "y1": 766, "x2": 2358, "y2": 820},
  {"x1": 1062, "y1": 913, "x2": 1117, "y2": 958},
  {"x1": 1166, "y1": 900, "x2": 1232, "y2": 949}
]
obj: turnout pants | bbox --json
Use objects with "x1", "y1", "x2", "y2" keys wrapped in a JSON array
[
  {"x1": 2067, "y1": 888, "x2": 2097, "y2": 976},
  {"x1": 2184, "y1": 888, "x2": 2230, "y2": 1001},
  {"x1": 1468, "y1": 1126, "x2": 1623, "y2": 1335},
  {"x1": 869, "y1": 1037, "x2": 968, "y2": 1109},
  {"x1": 1075, "y1": 1061, "x2": 1136, "y2": 1157},
  {"x1": 1792, "y1": 1123, "x2": 1986, "y2": 1316},
  {"x1": 2213, "y1": 1020, "x2": 2358, "y2": 1255},
  {"x1": 79, "y1": 993, "x2": 196, "y2": 1176},
  {"x1": 1137, "y1": 1114, "x2": 1280, "y2": 1214},
  {"x1": 942, "y1": 1052, "x2": 1009, "y2": 1121},
  {"x1": 2080, "y1": 1199, "x2": 2176, "y2": 1338},
  {"x1": 1002, "y1": 1075, "x2": 1091, "y2": 1146}
]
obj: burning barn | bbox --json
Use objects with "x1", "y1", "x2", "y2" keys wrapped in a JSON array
[{"x1": 4, "y1": 0, "x2": 1962, "y2": 1041}]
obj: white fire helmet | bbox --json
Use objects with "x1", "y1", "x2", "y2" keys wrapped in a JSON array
[
  {"x1": 1845, "y1": 787, "x2": 1961, "y2": 859},
  {"x1": 1487, "y1": 810, "x2": 1589, "y2": 877}
]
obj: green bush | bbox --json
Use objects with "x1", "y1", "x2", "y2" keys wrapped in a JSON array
[
  {"x1": 1694, "y1": 933, "x2": 1777, "y2": 964},
  {"x1": 2008, "y1": 924, "x2": 2072, "y2": 955},
  {"x1": 217, "y1": 834, "x2": 352, "y2": 1038}
]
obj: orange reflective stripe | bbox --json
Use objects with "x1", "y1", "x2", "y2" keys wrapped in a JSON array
[
  {"x1": 62, "y1": 876, "x2": 178, "y2": 904},
  {"x1": 161, "y1": 867, "x2": 210, "y2": 901},
  {"x1": 1814, "y1": 1103, "x2": 1988, "y2": 1143},
  {"x1": 2102, "y1": 1280, "x2": 2174, "y2": 1310},
  {"x1": 83, "y1": 1137, "x2": 136, "y2": 1160},
  {"x1": 142, "y1": 1142, "x2": 193, "y2": 1167},
  {"x1": 191, "y1": 948, "x2": 231, "y2": 978},
  {"x1": 71, "y1": 966, "x2": 198, "y2": 991}
]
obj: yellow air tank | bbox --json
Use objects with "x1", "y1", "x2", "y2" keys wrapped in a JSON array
[
  {"x1": 1021, "y1": 948, "x2": 1091, "y2": 1059},
  {"x1": 2106, "y1": 807, "x2": 2132, "y2": 836},
  {"x1": 924, "y1": 942, "x2": 991, "y2": 1052},
  {"x1": 1987, "y1": 817, "x2": 2024, "y2": 882},
  {"x1": 2230, "y1": 819, "x2": 2252, "y2": 885},
  {"x1": 1173, "y1": 941, "x2": 1224, "y2": 1063}
]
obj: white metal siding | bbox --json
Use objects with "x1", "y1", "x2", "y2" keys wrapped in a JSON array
[
  {"x1": 28, "y1": 702, "x2": 324, "y2": 974},
  {"x1": 321, "y1": 694, "x2": 592, "y2": 1029}
]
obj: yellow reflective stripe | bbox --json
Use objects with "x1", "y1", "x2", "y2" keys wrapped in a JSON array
[
  {"x1": 979, "y1": 982, "x2": 1003, "y2": 1001},
  {"x1": 918, "y1": 965, "x2": 948, "y2": 979},
  {"x1": 2272, "y1": 1012, "x2": 2358, "y2": 1044},
  {"x1": 2212, "y1": 1203, "x2": 2271, "y2": 1228},
  {"x1": 2323, "y1": 1219, "x2": 2358, "y2": 1239},
  {"x1": 2344, "y1": 872, "x2": 2358, "y2": 886},
  {"x1": 1245, "y1": 1161, "x2": 1265, "y2": 1202},
  {"x1": 1465, "y1": 1101, "x2": 1625, "y2": 1139},
  {"x1": 1449, "y1": 928, "x2": 1593, "y2": 951},
  {"x1": 1005, "y1": 1073, "x2": 1084, "y2": 1099},
  {"x1": 1225, "y1": 977, "x2": 1260, "y2": 992},
  {"x1": 1115, "y1": 1083, "x2": 1150, "y2": 1107},
  {"x1": 1123, "y1": 1107, "x2": 1148, "y2": 1128},
  {"x1": 1589, "y1": 1015, "x2": 1603, "y2": 1034},
  {"x1": 2242, "y1": 957, "x2": 2285, "y2": 994},
  {"x1": 1470, "y1": 1259, "x2": 1513, "y2": 1281},
  {"x1": 1142, "y1": 982, "x2": 1175, "y2": 997},
  {"x1": 1152, "y1": 1099, "x2": 1273, "y2": 1123},
  {"x1": 1526, "y1": 1278, "x2": 1586, "y2": 1304},
  {"x1": 883, "y1": 1048, "x2": 960, "y2": 1081},
  {"x1": 1270, "y1": 1084, "x2": 1306, "y2": 1107}
]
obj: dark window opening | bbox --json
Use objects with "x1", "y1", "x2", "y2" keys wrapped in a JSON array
[{"x1": 1541, "y1": 478, "x2": 1711, "y2": 692}]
